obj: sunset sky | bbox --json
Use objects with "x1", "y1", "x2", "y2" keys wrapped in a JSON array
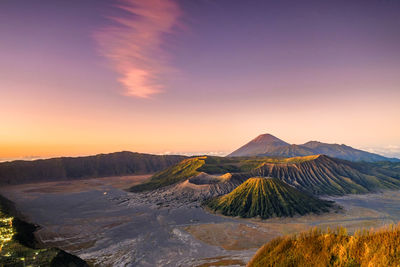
[{"x1": 1, "y1": 0, "x2": 400, "y2": 160}]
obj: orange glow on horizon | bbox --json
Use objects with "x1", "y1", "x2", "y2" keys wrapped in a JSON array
[
  {"x1": 1, "y1": 0, "x2": 399, "y2": 160},
  {"x1": 1, "y1": 91, "x2": 399, "y2": 159}
]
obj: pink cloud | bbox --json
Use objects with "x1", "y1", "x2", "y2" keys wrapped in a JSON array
[{"x1": 95, "y1": 0, "x2": 181, "y2": 98}]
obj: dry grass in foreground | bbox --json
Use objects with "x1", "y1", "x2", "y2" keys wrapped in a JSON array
[{"x1": 248, "y1": 224, "x2": 400, "y2": 267}]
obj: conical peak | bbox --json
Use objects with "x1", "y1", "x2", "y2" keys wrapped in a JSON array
[{"x1": 252, "y1": 134, "x2": 288, "y2": 144}]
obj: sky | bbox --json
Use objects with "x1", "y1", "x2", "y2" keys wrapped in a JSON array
[{"x1": 1, "y1": 0, "x2": 400, "y2": 160}]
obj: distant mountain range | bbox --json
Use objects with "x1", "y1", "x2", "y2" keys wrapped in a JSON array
[
  {"x1": 0, "y1": 151, "x2": 186, "y2": 185},
  {"x1": 2, "y1": 150, "x2": 400, "y2": 219},
  {"x1": 1, "y1": 134, "x2": 399, "y2": 190},
  {"x1": 228, "y1": 134, "x2": 399, "y2": 162}
]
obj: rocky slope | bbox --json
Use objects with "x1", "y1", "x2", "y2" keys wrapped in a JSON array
[
  {"x1": 171, "y1": 172, "x2": 247, "y2": 200},
  {"x1": 256, "y1": 155, "x2": 400, "y2": 195},
  {"x1": 0, "y1": 194, "x2": 89, "y2": 266},
  {"x1": 131, "y1": 155, "x2": 400, "y2": 196},
  {"x1": 206, "y1": 177, "x2": 333, "y2": 218},
  {"x1": 132, "y1": 172, "x2": 249, "y2": 206}
]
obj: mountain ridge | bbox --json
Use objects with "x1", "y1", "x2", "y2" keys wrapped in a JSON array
[
  {"x1": 0, "y1": 151, "x2": 186, "y2": 185},
  {"x1": 130, "y1": 154, "x2": 400, "y2": 196},
  {"x1": 228, "y1": 133, "x2": 399, "y2": 162},
  {"x1": 254, "y1": 154, "x2": 400, "y2": 195}
]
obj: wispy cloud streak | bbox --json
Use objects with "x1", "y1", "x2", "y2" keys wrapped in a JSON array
[{"x1": 95, "y1": 0, "x2": 181, "y2": 98}]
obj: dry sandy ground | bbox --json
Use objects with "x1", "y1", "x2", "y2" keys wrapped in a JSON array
[
  {"x1": 186, "y1": 203, "x2": 392, "y2": 253},
  {"x1": 1, "y1": 177, "x2": 400, "y2": 267},
  {"x1": 3, "y1": 175, "x2": 151, "y2": 195}
]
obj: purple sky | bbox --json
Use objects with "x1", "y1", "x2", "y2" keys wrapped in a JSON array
[{"x1": 1, "y1": 0, "x2": 400, "y2": 158}]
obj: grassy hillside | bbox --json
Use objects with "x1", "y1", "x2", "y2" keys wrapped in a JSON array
[
  {"x1": 0, "y1": 151, "x2": 186, "y2": 185},
  {"x1": 130, "y1": 155, "x2": 400, "y2": 195},
  {"x1": 130, "y1": 157, "x2": 206, "y2": 192},
  {"x1": 195, "y1": 155, "x2": 321, "y2": 174},
  {"x1": 363, "y1": 161, "x2": 400, "y2": 179},
  {"x1": 0, "y1": 195, "x2": 88, "y2": 266},
  {"x1": 256, "y1": 155, "x2": 400, "y2": 195},
  {"x1": 197, "y1": 156, "x2": 242, "y2": 173},
  {"x1": 128, "y1": 155, "x2": 296, "y2": 193},
  {"x1": 206, "y1": 178, "x2": 333, "y2": 218},
  {"x1": 248, "y1": 225, "x2": 400, "y2": 267}
]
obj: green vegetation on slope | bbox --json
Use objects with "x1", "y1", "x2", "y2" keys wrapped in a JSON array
[
  {"x1": 248, "y1": 225, "x2": 400, "y2": 267},
  {"x1": 237, "y1": 155, "x2": 321, "y2": 172},
  {"x1": 130, "y1": 157, "x2": 207, "y2": 192},
  {"x1": 130, "y1": 154, "x2": 400, "y2": 195},
  {"x1": 0, "y1": 195, "x2": 88, "y2": 267},
  {"x1": 195, "y1": 155, "x2": 322, "y2": 174},
  {"x1": 197, "y1": 156, "x2": 242, "y2": 174},
  {"x1": 129, "y1": 155, "x2": 328, "y2": 193},
  {"x1": 364, "y1": 161, "x2": 400, "y2": 179},
  {"x1": 206, "y1": 178, "x2": 333, "y2": 219},
  {"x1": 128, "y1": 154, "x2": 314, "y2": 193},
  {"x1": 256, "y1": 155, "x2": 400, "y2": 195}
]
